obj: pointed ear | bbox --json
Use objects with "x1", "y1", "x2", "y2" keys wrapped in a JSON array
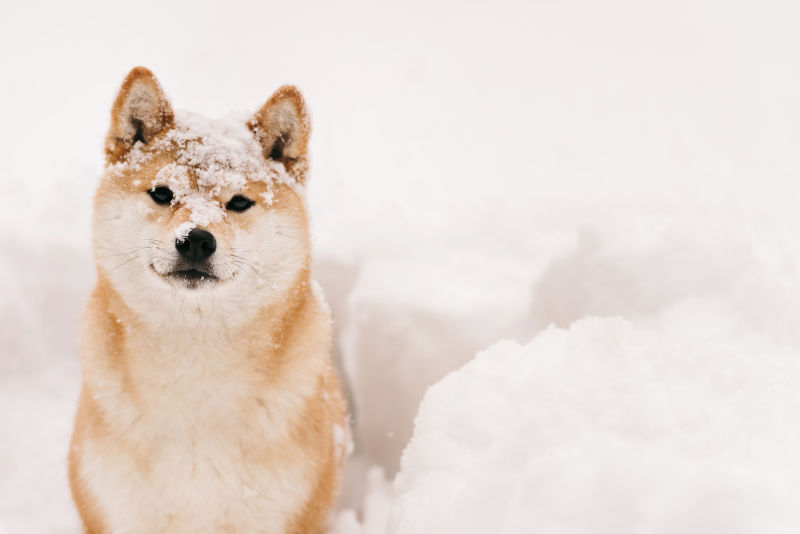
[
  {"x1": 105, "y1": 67, "x2": 174, "y2": 162},
  {"x1": 249, "y1": 86, "x2": 310, "y2": 167}
]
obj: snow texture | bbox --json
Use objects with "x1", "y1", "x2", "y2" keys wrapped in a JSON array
[
  {"x1": 113, "y1": 110, "x2": 297, "y2": 239},
  {"x1": 4, "y1": 0, "x2": 800, "y2": 533},
  {"x1": 353, "y1": 208, "x2": 800, "y2": 534},
  {"x1": 391, "y1": 314, "x2": 800, "y2": 534},
  {"x1": 343, "y1": 254, "x2": 535, "y2": 474}
]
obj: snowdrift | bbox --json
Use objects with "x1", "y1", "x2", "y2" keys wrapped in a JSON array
[
  {"x1": 392, "y1": 314, "x2": 800, "y2": 533},
  {"x1": 333, "y1": 206, "x2": 800, "y2": 534}
]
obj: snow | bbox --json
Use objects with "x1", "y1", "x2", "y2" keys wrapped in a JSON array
[
  {"x1": 114, "y1": 110, "x2": 297, "y2": 239},
  {"x1": 4, "y1": 0, "x2": 800, "y2": 532},
  {"x1": 349, "y1": 207, "x2": 800, "y2": 533},
  {"x1": 390, "y1": 311, "x2": 800, "y2": 534},
  {"x1": 342, "y1": 253, "x2": 535, "y2": 473},
  {"x1": 331, "y1": 468, "x2": 393, "y2": 534}
]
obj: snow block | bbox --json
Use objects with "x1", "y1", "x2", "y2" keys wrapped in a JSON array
[{"x1": 390, "y1": 313, "x2": 800, "y2": 534}]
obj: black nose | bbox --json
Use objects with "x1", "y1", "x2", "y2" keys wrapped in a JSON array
[{"x1": 175, "y1": 228, "x2": 216, "y2": 262}]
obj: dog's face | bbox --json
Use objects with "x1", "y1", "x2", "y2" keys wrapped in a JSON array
[{"x1": 93, "y1": 68, "x2": 312, "y2": 325}]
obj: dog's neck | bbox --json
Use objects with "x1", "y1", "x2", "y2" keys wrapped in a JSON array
[{"x1": 89, "y1": 267, "x2": 315, "y2": 368}]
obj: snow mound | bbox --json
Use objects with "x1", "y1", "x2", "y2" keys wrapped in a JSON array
[
  {"x1": 530, "y1": 215, "x2": 752, "y2": 326},
  {"x1": 342, "y1": 252, "x2": 536, "y2": 473},
  {"x1": 390, "y1": 312, "x2": 800, "y2": 534}
]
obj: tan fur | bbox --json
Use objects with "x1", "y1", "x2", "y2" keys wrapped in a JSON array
[
  {"x1": 248, "y1": 85, "x2": 311, "y2": 178},
  {"x1": 69, "y1": 67, "x2": 348, "y2": 534},
  {"x1": 106, "y1": 66, "x2": 174, "y2": 163}
]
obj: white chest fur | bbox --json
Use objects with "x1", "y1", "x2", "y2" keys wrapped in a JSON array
[{"x1": 78, "y1": 328, "x2": 325, "y2": 534}]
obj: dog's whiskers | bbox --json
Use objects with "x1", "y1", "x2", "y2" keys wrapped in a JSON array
[
  {"x1": 228, "y1": 257, "x2": 266, "y2": 281},
  {"x1": 109, "y1": 254, "x2": 142, "y2": 273},
  {"x1": 97, "y1": 245, "x2": 150, "y2": 258}
]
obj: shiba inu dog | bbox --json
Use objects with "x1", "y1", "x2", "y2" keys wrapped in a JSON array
[{"x1": 69, "y1": 67, "x2": 349, "y2": 534}]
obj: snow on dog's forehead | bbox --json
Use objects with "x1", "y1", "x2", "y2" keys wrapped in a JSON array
[
  {"x1": 113, "y1": 110, "x2": 299, "y2": 240},
  {"x1": 159, "y1": 110, "x2": 285, "y2": 192}
]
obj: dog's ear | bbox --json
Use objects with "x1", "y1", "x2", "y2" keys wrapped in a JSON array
[
  {"x1": 249, "y1": 86, "x2": 310, "y2": 172},
  {"x1": 105, "y1": 67, "x2": 174, "y2": 162}
]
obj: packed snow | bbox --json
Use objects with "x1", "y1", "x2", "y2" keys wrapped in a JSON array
[
  {"x1": 391, "y1": 314, "x2": 800, "y2": 534},
  {"x1": 4, "y1": 0, "x2": 800, "y2": 533}
]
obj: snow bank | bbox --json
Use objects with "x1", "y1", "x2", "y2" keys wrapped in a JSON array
[
  {"x1": 381, "y1": 208, "x2": 800, "y2": 534},
  {"x1": 342, "y1": 252, "x2": 536, "y2": 473},
  {"x1": 529, "y1": 214, "x2": 752, "y2": 326},
  {"x1": 526, "y1": 206, "x2": 800, "y2": 350},
  {"x1": 390, "y1": 310, "x2": 800, "y2": 534},
  {"x1": 0, "y1": 358, "x2": 82, "y2": 534}
]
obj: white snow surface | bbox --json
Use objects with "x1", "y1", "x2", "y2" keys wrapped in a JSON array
[
  {"x1": 343, "y1": 253, "x2": 535, "y2": 474},
  {"x1": 391, "y1": 315, "x2": 800, "y2": 534},
  {"x1": 4, "y1": 0, "x2": 800, "y2": 533}
]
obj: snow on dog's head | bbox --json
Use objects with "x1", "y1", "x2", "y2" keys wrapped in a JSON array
[{"x1": 93, "y1": 66, "x2": 312, "y2": 324}]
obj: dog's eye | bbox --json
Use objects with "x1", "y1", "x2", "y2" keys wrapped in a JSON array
[
  {"x1": 226, "y1": 195, "x2": 255, "y2": 212},
  {"x1": 148, "y1": 186, "x2": 174, "y2": 205}
]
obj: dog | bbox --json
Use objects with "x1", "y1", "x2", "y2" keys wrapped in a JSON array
[{"x1": 69, "y1": 67, "x2": 349, "y2": 534}]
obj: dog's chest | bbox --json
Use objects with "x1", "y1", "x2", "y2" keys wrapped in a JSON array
[
  {"x1": 87, "y1": 434, "x2": 309, "y2": 534},
  {"x1": 86, "y1": 345, "x2": 315, "y2": 533}
]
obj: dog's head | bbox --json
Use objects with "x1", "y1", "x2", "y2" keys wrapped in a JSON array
[{"x1": 94, "y1": 67, "x2": 312, "y2": 325}]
